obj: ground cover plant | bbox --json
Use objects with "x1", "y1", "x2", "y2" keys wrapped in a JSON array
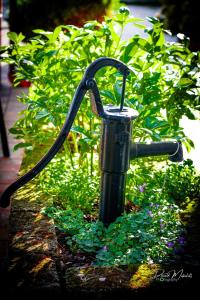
[
  {"x1": 41, "y1": 159, "x2": 199, "y2": 266},
  {"x1": 1, "y1": 7, "x2": 200, "y2": 269}
]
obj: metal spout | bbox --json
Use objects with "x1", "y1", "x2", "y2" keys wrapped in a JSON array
[{"x1": 130, "y1": 141, "x2": 183, "y2": 162}]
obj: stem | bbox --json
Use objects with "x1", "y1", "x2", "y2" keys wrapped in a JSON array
[
  {"x1": 113, "y1": 23, "x2": 124, "y2": 56},
  {"x1": 64, "y1": 141, "x2": 74, "y2": 169},
  {"x1": 90, "y1": 147, "x2": 94, "y2": 177},
  {"x1": 71, "y1": 132, "x2": 79, "y2": 153}
]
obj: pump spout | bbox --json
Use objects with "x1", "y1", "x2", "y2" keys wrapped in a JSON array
[{"x1": 130, "y1": 141, "x2": 183, "y2": 162}]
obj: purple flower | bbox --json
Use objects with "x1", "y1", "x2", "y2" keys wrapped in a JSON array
[
  {"x1": 102, "y1": 246, "x2": 108, "y2": 251},
  {"x1": 167, "y1": 242, "x2": 174, "y2": 248},
  {"x1": 147, "y1": 210, "x2": 153, "y2": 217},
  {"x1": 138, "y1": 184, "x2": 146, "y2": 193},
  {"x1": 160, "y1": 219, "x2": 165, "y2": 228}
]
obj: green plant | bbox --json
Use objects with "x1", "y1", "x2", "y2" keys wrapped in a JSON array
[
  {"x1": 95, "y1": 202, "x2": 182, "y2": 266},
  {"x1": 1, "y1": 7, "x2": 199, "y2": 221},
  {"x1": 42, "y1": 199, "x2": 183, "y2": 266},
  {"x1": 1, "y1": 7, "x2": 199, "y2": 214},
  {"x1": 41, "y1": 206, "x2": 86, "y2": 235},
  {"x1": 126, "y1": 159, "x2": 200, "y2": 209},
  {"x1": 38, "y1": 155, "x2": 100, "y2": 213},
  {"x1": 1, "y1": 7, "x2": 199, "y2": 159},
  {"x1": 164, "y1": 159, "x2": 200, "y2": 202}
]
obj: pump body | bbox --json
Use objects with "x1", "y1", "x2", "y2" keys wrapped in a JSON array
[
  {"x1": 99, "y1": 106, "x2": 183, "y2": 226},
  {"x1": 99, "y1": 106, "x2": 136, "y2": 225}
]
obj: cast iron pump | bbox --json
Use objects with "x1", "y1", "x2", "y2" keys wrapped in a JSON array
[{"x1": 0, "y1": 57, "x2": 183, "y2": 226}]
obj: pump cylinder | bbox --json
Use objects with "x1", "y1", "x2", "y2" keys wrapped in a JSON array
[{"x1": 99, "y1": 105, "x2": 137, "y2": 226}]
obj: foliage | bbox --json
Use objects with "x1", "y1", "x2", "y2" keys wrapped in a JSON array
[
  {"x1": 1, "y1": 7, "x2": 199, "y2": 267},
  {"x1": 41, "y1": 158, "x2": 200, "y2": 267},
  {"x1": 164, "y1": 159, "x2": 200, "y2": 202},
  {"x1": 95, "y1": 202, "x2": 183, "y2": 266},
  {"x1": 41, "y1": 206, "x2": 86, "y2": 235},
  {"x1": 38, "y1": 155, "x2": 100, "y2": 214},
  {"x1": 126, "y1": 159, "x2": 200, "y2": 209},
  {"x1": 1, "y1": 7, "x2": 199, "y2": 165},
  {"x1": 42, "y1": 198, "x2": 183, "y2": 266}
]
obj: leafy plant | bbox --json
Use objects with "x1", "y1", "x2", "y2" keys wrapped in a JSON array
[
  {"x1": 41, "y1": 206, "x2": 86, "y2": 235},
  {"x1": 1, "y1": 7, "x2": 199, "y2": 218},
  {"x1": 126, "y1": 159, "x2": 200, "y2": 209},
  {"x1": 38, "y1": 155, "x2": 100, "y2": 213},
  {"x1": 42, "y1": 159, "x2": 199, "y2": 266},
  {"x1": 164, "y1": 159, "x2": 200, "y2": 202},
  {"x1": 42, "y1": 198, "x2": 184, "y2": 266},
  {"x1": 2, "y1": 6, "x2": 199, "y2": 269},
  {"x1": 1, "y1": 7, "x2": 199, "y2": 161},
  {"x1": 95, "y1": 202, "x2": 183, "y2": 266}
]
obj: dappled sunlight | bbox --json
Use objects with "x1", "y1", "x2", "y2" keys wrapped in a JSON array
[
  {"x1": 29, "y1": 257, "x2": 52, "y2": 274},
  {"x1": 130, "y1": 263, "x2": 159, "y2": 289}
]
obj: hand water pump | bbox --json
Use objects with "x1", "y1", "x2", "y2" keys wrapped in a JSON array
[{"x1": 0, "y1": 57, "x2": 183, "y2": 226}]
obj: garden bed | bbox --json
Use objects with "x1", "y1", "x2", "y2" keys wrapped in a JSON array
[{"x1": 3, "y1": 163, "x2": 199, "y2": 298}]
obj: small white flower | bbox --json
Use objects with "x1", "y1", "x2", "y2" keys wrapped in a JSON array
[{"x1": 99, "y1": 277, "x2": 106, "y2": 282}]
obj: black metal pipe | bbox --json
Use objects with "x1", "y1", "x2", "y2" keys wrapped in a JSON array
[
  {"x1": 130, "y1": 141, "x2": 183, "y2": 162},
  {"x1": 99, "y1": 105, "x2": 137, "y2": 226}
]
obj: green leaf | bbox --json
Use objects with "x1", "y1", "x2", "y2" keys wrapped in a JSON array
[
  {"x1": 126, "y1": 17, "x2": 144, "y2": 23},
  {"x1": 13, "y1": 142, "x2": 33, "y2": 151},
  {"x1": 177, "y1": 78, "x2": 194, "y2": 87},
  {"x1": 146, "y1": 17, "x2": 160, "y2": 24},
  {"x1": 185, "y1": 108, "x2": 196, "y2": 120},
  {"x1": 9, "y1": 128, "x2": 23, "y2": 135},
  {"x1": 122, "y1": 42, "x2": 136, "y2": 63},
  {"x1": 7, "y1": 32, "x2": 18, "y2": 43},
  {"x1": 52, "y1": 26, "x2": 62, "y2": 42},
  {"x1": 139, "y1": 128, "x2": 153, "y2": 135},
  {"x1": 184, "y1": 137, "x2": 195, "y2": 152},
  {"x1": 100, "y1": 90, "x2": 115, "y2": 102},
  {"x1": 45, "y1": 50, "x2": 58, "y2": 57},
  {"x1": 35, "y1": 109, "x2": 50, "y2": 120},
  {"x1": 71, "y1": 126, "x2": 90, "y2": 138},
  {"x1": 133, "y1": 23, "x2": 146, "y2": 29},
  {"x1": 113, "y1": 82, "x2": 122, "y2": 103},
  {"x1": 32, "y1": 29, "x2": 53, "y2": 40}
]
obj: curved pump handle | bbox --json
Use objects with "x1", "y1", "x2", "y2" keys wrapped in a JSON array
[
  {"x1": 0, "y1": 57, "x2": 130, "y2": 208},
  {"x1": 83, "y1": 57, "x2": 130, "y2": 116}
]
